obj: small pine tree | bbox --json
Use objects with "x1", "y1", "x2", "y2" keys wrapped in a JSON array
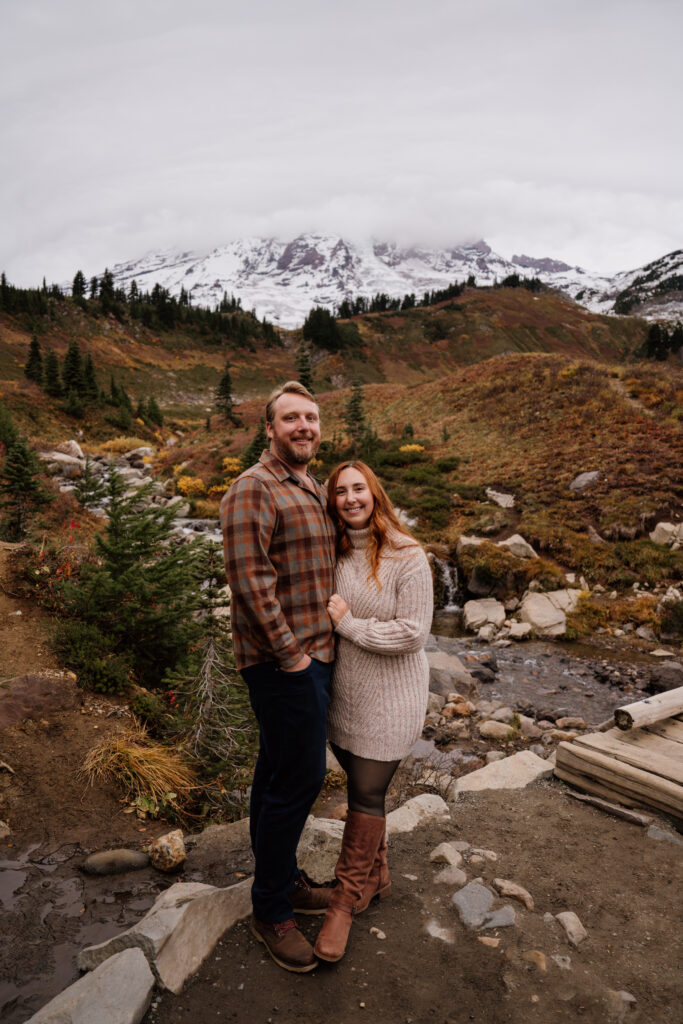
[
  {"x1": 165, "y1": 542, "x2": 256, "y2": 812},
  {"x1": 241, "y1": 419, "x2": 267, "y2": 469},
  {"x1": 344, "y1": 380, "x2": 366, "y2": 453},
  {"x1": 25, "y1": 335, "x2": 43, "y2": 384},
  {"x1": 83, "y1": 353, "x2": 98, "y2": 402},
  {"x1": 62, "y1": 340, "x2": 84, "y2": 396},
  {"x1": 295, "y1": 344, "x2": 314, "y2": 392},
  {"x1": 147, "y1": 396, "x2": 164, "y2": 427},
  {"x1": 73, "y1": 457, "x2": 108, "y2": 509},
  {"x1": 63, "y1": 389, "x2": 85, "y2": 418},
  {"x1": 215, "y1": 361, "x2": 237, "y2": 422},
  {"x1": 72, "y1": 270, "x2": 86, "y2": 300},
  {"x1": 0, "y1": 437, "x2": 49, "y2": 539},
  {"x1": 0, "y1": 400, "x2": 17, "y2": 450},
  {"x1": 43, "y1": 349, "x2": 62, "y2": 397},
  {"x1": 60, "y1": 471, "x2": 201, "y2": 688}
]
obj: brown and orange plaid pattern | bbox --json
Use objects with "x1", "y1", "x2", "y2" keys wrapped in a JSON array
[{"x1": 221, "y1": 450, "x2": 336, "y2": 670}]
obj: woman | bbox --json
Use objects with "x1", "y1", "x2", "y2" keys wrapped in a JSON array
[{"x1": 314, "y1": 460, "x2": 433, "y2": 963}]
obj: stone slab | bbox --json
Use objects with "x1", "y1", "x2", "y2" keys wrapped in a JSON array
[
  {"x1": 26, "y1": 947, "x2": 154, "y2": 1024},
  {"x1": 296, "y1": 816, "x2": 344, "y2": 883},
  {"x1": 78, "y1": 879, "x2": 253, "y2": 994},
  {"x1": 449, "y1": 750, "x2": 553, "y2": 798}
]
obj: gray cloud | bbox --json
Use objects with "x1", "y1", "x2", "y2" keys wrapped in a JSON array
[{"x1": 1, "y1": 0, "x2": 681, "y2": 285}]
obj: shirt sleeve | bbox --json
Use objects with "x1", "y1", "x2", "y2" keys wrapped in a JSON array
[
  {"x1": 334, "y1": 550, "x2": 433, "y2": 655},
  {"x1": 222, "y1": 475, "x2": 303, "y2": 668}
]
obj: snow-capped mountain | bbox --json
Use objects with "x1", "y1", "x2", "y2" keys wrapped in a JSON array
[{"x1": 100, "y1": 235, "x2": 682, "y2": 329}]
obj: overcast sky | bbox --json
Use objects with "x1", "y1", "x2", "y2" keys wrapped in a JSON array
[{"x1": 2, "y1": 0, "x2": 681, "y2": 286}]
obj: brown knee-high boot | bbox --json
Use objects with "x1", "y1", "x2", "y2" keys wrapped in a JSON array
[
  {"x1": 314, "y1": 811, "x2": 386, "y2": 963},
  {"x1": 356, "y1": 830, "x2": 390, "y2": 914}
]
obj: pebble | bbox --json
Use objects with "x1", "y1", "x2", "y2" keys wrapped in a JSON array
[
  {"x1": 149, "y1": 829, "x2": 186, "y2": 872},
  {"x1": 370, "y1": 927, "x2": 386, "y2": 940},
  {"x1": 555, "y1": 911, "x2": 587, "y2": 946},
  {"x1": 479, "y1": 720, "x2": 514, "y2": 740},
  {"x1": 433, "y1": 865, "x2": 467, "y2": 888},
  {"x1": 429, "y1": 842, "x2": 463, "y2": 866},
  {"x1": 555, "y1": 716, "x2": 586, "y2": 730},
  {"x1": 551, "y1": 954, "x2": 572, "y2": 970},
  {"x1": 490, "y1": 707, "x2": 515, "y2": 723},
  {"x1": 522, "y1": 950, "x2": 547, "y2": 972},
  {"x1": 402, "y1": 873, "x2": 418, "y2": 881},
  {"x1": 493, "y1": 878, "x2": 534, "y2": 910},
  {"x1": 477, "y1": 936, "x2": 500, "y2": 948},
  {"x1": 81, "y1": 848, "x2": 150, "y2": 875},
  {"x1": 605, "y1": 989, "x2": 636, "y2": 1021},
  {"x1": 470, "y1": 848, "x2": 498, "y2": 862}
]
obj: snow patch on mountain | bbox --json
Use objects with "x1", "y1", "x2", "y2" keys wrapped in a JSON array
[{"x1": 97, "y1": 235, "x2": 682, "y2": 329}]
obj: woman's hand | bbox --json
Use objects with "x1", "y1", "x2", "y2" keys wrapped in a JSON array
[{"x1": 327, "y1": 593, "x2": 349, "y2": 627}]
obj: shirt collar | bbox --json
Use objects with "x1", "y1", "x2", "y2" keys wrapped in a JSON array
[{"x1": 258, "y1": 449, "x2": 316, "y2": 488}]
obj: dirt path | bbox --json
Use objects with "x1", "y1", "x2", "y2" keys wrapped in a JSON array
[{"x1": 145, "y1": 786, "x2": 682, "y2": 1024}]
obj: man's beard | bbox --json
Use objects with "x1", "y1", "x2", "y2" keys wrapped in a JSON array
[{"x1": 273, "y1": 435, "x2": 318, "y2": 466}]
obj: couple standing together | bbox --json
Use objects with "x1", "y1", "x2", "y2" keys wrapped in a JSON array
[{"x1": 221, "y1": 381, "x2": 433, "y2": 972}]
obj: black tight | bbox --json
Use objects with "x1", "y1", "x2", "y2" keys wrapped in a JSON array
[{"x1": 330, "y1": 742, "x2": 400, "y2": 818}]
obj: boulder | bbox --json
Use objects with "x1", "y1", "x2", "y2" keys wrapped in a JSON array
[
  {"x1": 149, "y1": 829, "x2": 186, "y2": 872},
  {"x1": 26, "y1": 947, "x2": 154, "y2": 1024},
  {"x1": 450, "y1": 750, "x2": 553, "y2": 798},
  {"x1": 426, "y1": 651, "x2": 478, "y2": 698},
  {"x1": 386, "y1": 793, "x2": 450, "y2": 835},
  {"x1": 649, "y1": 522, "x2": 677, "y2": 546},
  {"x1": 296, "y1": 816, "x2": 344, "y2": 883},
  {"x1": 463, "y1": 598, "x2": 505, "y2": 632},
  {"x1": 519, "y1": 589, "x2": 580, "y2": 637},
  {"x1": 78, "y1": 879, "x2": 252, "y2": 993},
  {"x1": 648, "y1": 660, "x2": 683, "y2": 694},
  {"x1": 509, "y1": 621, "x2": 532, "y2": 640},
  {"x1": 55, "y1": 439, "x2": 85, "y2": 459},
  {"x1": 456, "y1": 535, "x2": 483, "y2": 555},
  {"x1": 485, "y1": 488, "x2": 515, "y2": 508},
  {"x1": 569, "y1": 471, "x2": 599, "y2": 491},
  {"x1": 497, "y1": 534, "x2": 537, "y2": 559}
]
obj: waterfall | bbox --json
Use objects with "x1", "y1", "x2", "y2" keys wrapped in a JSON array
[{"x1": 433, "y1": 556, "x2": 460, "y2": 611}]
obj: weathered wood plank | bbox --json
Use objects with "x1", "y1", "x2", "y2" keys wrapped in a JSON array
[
  {"x1": 616, "y1": 728, "x2": 682, "y2": 761},
  {"x1": 644, "y1": 719, "x2": 683, "y2": 744},
  {"x1": 554, "y1": 764, "x2": 664, "y2": 815},
  {"x1": 615, "y1": 687, "x2": 683, "y2": 730},
  {"x1": 556, "y1": 743, "x2": 683, "y2": 816},
  {"x1": 572, "y1": 731, "x2": 683, "y2": 785}
]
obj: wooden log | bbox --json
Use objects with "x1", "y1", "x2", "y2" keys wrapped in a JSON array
[
  {"x1": 645, "y1": 719, "x2": 683, "y2": 744},
  {"x1": 556, "y1": 743, "x2": 683, "y2": 817},
  {"x1": 566, "y1": 791, "x2": 653, "y2": 826},
  {"x1": 572, "y1": 731, "x2": 683, "y2": 785},
  {"x1": 615, "y1": 686, "x2": 683, "y2": 731},
  {"x1": 554, "y1": 764, "x2": 646, "y2": 810}
]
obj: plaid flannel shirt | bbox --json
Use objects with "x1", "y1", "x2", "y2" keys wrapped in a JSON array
[{"x1": 220, "y1": 450, "x2": 336, "y2": 670}]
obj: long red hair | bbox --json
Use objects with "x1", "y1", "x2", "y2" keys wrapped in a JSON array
[{"x1": 327, "y1": 460, "x2": 415, "y2": 585}]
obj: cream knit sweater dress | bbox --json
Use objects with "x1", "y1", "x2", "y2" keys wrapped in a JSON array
[{"x1": 327, "y1": 526, "x2": 434, "y2": 761}]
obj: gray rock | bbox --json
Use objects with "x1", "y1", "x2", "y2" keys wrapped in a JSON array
[
  {"x1": 485, "y1": 488, "x2": 515, "y2": 508},
  {"x1": 497, "y1": 534, "x2": 537, "y2": 559},
  {"x1": 569, "y1": 471, "x2": 600, "y2": 491},
  {"x1": 649, "y1": 522, "x2": 677, "y2": 545},
  {"x1": 426, "y1": 651, "x2": 478, "y2": 698},
  {"x1": 490, "y1": 706, "x2": 515, "y2": 723},
  {"x1": 452, "y1": 882, "x2": 494, "y2": 928},
  {"x1": 429, "y1": 842, "x2": 463, "y2": 866},
  {"x1": 648, "y1": 661, "x2": 683, "y2": 694},
  {"x1": 26, "y1": 947, "x2": 154, "y2": 1024},
  {"x1": 427, "y1": 691, "x2": 446, "y2": 714},
  {"x1": 478, "y1": 720, "x2": 514, "y2": 740},
  {"x1": 635, "y1": 624, "x2": 657, "y2": 642},
  {"x1": 485, "y1": 751, "x2": 506, "y2": 764},
  {"x1": 433, "y1": 865, "x2": 468, "y2": 887},
  {"x1": 481, "y1": 905, "x2": 516, "y2": 929},
  {"x1": 78, "y1": 879, "x2": 253, "y2": 993},
  {"x1": 296, "y1": 816, "x2": 344, "y2": 883},
  {"x1": 81, "y1": 849, "x2": 150, "y2": 875},
  {"x1": 55, "y1": 440, "x2": 85, "y2": 459},
  {"x1": 463, "y1": 599, "x2": 505, "y2": 631}
]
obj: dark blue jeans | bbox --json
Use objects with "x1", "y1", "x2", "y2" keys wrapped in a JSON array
[{"x1": 242, "y1": 657, "x2": 332, "y2": 923}]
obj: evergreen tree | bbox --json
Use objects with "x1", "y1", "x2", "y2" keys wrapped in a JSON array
[
  {"x1": 43, "y1": 348, "x2": 63, "y2": 397},
  {"x1": 60, "y1": 472, "x2": 201, "y2": 689},
  {"x1": 147, "y1": 396, "x2": 164, "y2": 427},
  {"x1": 89, "y1": 276, "x2": 98, "y2": 299},
  {"x1": 215, "y1": 360, "x2": 236, "y2": 421},
  {"x1": 165, "y1": 542, "x2": 256, "y2": 811},
  {"x1": 24, "y1": 335, "x2": 43, "y2": 384},
  {"x1": 0, "y1": 437, "x2": 49, "y2": 539},
  {"x1": 62, "y1": 340, "x2": 84, "y2": 396},
  {"x1": 0, "y1": 400, "x2": 17, "y2": 450},
  {"x1": 83, "y1": 353, "x2": 99, "y2": 402},
  {"x1": 241, "y1": 419, "x2": 267, "y2": 469},
  {"x1": 295, "y1": 344, "x2": 314, "y2": 393},
  {"x1": 73, "y1": 457, "x2": 108, "y2": 509},
  {"x1": 302, "y1": 306, "x2": 343, "y2": 352},
  {"x1": 344, "y1": 380, "x2": 366, "y2": 453},
  {"x1": 99, "y1": 268, "x2": 116, "y2": 312},
  {"x1": 72, "y1": 270, "x2": 86, "y2": 300}
]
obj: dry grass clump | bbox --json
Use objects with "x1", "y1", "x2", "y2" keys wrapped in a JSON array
[
  {"x1": 99, "y1": 436, "x2": 149, "y2": 454},
  {"x1": 81, "y1": 724, "x2": 197, "y2": 818}
]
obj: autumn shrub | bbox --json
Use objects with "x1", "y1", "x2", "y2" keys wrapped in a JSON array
[
  {"x1": 176, "y1": 475, "x2": 206, "y2": 497},
  {"x1": 99, "y1": 436, "x2": 148, "y2": 454}
]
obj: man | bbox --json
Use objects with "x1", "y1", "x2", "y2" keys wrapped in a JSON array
[{"x1": 221, "y1": 381, "x2": 336, "y2": 973}]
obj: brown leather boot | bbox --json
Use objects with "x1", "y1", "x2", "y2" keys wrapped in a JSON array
[
  {"x1": 355, "y1": 831, "x2": 391, "y2": 914},
  {"x1": 250, "y1": 916, "x2": 318, "y2": 973},
  {"x1": 290, "y1": 873, "x2": 333, "y2": 915},
  {"x1": 314, "y1": 811, "x2": 386, "y2": 963}
]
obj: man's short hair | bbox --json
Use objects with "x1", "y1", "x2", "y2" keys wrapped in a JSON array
[{"x1": 265, "y1": 381, "x2": 317, "y2": 424}]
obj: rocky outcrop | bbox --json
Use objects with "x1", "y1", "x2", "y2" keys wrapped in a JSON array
[{"x1": 519, "y1": 589, "x2": 582, "y2": 637}]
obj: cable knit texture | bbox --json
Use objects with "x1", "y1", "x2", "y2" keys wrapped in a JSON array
[{"x1": 328, "y1": 527, "x2": 434, "y2": 760}]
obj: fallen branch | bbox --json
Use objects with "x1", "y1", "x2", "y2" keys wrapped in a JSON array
[{"x1": 615, "y1": 687, "x2": 683, "y2": 731}]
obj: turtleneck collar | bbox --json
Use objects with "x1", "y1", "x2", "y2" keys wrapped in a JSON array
[{"x1": 346, "y1": 525, "x2": 371, "y2": 548}]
